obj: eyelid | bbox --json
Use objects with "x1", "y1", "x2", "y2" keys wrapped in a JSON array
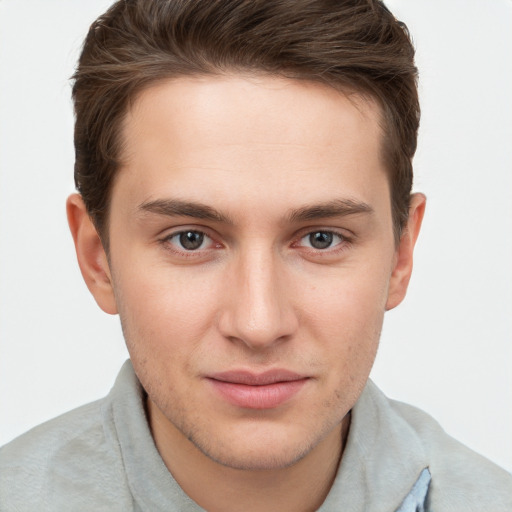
[
  {"x1": 156, "y1": 224, "x2": 353, "y2": 258},
  {"x1": 168, "y1": 230, "x2": 211, "y2": 250},
  {"x1": 158, "y1": 225, "x2": 223, "y2": 255},
  {"x1": 158, "y1": 224, "x2": 217, "y2": 240},
  {"x1": 290, "y1": 227, "x2": 354, "y2": 259},
  {"x1": 293, "y1": 226, "x2": 352, "y2": 243},
  {"x1": 297, "y1": 231, "x2": 344, "y2": 249}
]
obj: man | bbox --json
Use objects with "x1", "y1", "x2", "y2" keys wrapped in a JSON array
[{"x1": 1, "y1": 0, "x2": 511, "y2": 510}]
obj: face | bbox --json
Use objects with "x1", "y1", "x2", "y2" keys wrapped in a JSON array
[{"x1": 93, "y1": 75, "x2": 406, "y2": 470}]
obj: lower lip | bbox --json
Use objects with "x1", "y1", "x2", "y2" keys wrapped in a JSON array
[{"x1": 208, "y1": 379, "x2": 308, "y2": 409}]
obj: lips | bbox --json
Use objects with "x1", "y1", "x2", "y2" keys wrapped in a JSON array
[{"x1": 207, "y1": 370, "x2": 309, "y2": 409}]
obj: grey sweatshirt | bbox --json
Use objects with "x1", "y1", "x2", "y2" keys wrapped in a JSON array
[{"x1": 1, "y1": 361, "x2": 511, "y2": 511}]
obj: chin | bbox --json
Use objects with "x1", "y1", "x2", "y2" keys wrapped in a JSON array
[
  {"x1": 198, "y1": 440, "x2": 313, "y2": 471},
  {"x1": 185, "y1": 421, "x2": 321, "y2": 471}
]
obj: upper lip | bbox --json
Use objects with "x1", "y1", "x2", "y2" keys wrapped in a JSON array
[{"x1": 208, "y1": 370, "x2": 308, "y2": 386}]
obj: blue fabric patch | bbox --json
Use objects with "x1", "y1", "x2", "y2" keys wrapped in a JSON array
[{"x1": 395, "y1": 468, "x2": 431, "y2": 512}]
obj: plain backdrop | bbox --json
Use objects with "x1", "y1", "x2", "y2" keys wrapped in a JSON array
[{"x1": 1, "y1": 0, "x2": 511, "y2": 472}]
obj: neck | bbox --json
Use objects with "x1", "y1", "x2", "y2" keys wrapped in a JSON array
[{"x1": 148, "y1": 399, "x2": 350, "y2": 512}]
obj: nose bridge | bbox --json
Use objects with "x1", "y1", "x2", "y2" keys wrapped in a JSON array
[{"x1": 220, "y1": 240, "x2": 297, "y2": 349}]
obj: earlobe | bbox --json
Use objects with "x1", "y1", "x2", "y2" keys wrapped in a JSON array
[
  {"x1": 66, "y1": 193, "x2": 118, "y2": 315},
  {"x1": 385, "y1": 193, "x2": 426, "y2": 311}
]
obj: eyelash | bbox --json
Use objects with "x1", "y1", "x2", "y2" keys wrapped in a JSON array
[
  {"x1": 293, "y1": 229, "x2": 347, "y2": 252},
  {"x1": 158, "y1": 228, "x2": 352, "y2": 257},
  {"x1": 159, "y1": 229, "x2": 219, "y2": 257},
  {"x1": 292, "y1": 229, "x2": 352, "y2": 256}
]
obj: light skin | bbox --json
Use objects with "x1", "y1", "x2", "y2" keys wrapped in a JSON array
[{"x1": 67, "y1": 75, "x2": 425, "y2": 512}]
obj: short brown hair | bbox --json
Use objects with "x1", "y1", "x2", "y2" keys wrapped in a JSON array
[{"x1": 72, "y1": 0, "x2": 419, "y2": 245}]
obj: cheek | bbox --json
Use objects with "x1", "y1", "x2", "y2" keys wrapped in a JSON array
[
  {"x1": 113, "y1": 272, "x2": 211, "y2": 406},
  {"x1": 300, "y1": 264, "x2": 390, "y2": 378},
  {"x1": 111, "y1": 261, "x2": 221, "y2": 358},
  {"x1": 301, "y1": 259, "x2": 390, "y2": 332}
]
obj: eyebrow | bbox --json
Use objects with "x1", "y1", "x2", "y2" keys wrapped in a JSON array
[
  {"x1": 287, "y1": 199, "x2": 374, "y2": 222},
  {"x1": 138, "y1": 198, "x2": 233, "y2": 224},
  {"x1": 137, "y1": 197, "x2": 373, "y2": 224}
]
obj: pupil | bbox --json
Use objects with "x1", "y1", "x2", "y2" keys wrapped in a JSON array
[
  {"x1": 180, "y1": 231, "x2": 204, "y2": 250},
  {"x1": 310, "y1": 232, "x2": 333, "y2": 249}
]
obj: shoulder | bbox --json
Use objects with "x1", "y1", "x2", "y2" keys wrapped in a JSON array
[
  {"x1": 384, "y1": 391, "x2": 512, "y2": 510},
  {"x1": 0, "y1": 398, "x2": 133, "y2": 511}
]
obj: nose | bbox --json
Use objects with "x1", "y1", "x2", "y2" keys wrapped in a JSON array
[{"x1": 218, "y1": 247, "x2": 298, "y2": 350}]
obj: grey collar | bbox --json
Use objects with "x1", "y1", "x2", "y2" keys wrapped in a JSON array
[
  {"x1": 106, "y1": 361, "x2": 430, "y2": 511},
  {"x1": 319, "y1": 380, "x2": 430, "y2": 511}
]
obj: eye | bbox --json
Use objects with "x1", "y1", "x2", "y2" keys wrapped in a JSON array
[
  {"x1": 167, "y1": 230, "x2": 211, "y2": 251},
  {"x1": 299, "y1": 231, "x2": 344, "y2": 250}
]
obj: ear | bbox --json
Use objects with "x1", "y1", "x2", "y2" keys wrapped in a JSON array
[
  {"x1": 386, "y1": 193, "x2": 426, "y2": 311},
  {"x1": 66, "y1": 193, "x2": 118, "y2": 315}
]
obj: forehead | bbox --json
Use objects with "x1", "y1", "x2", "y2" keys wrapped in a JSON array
[
  {"x1": 114, "y1": 74, "x2": 389, "y2": 218},
  {"x1": 122, "y1": 74, "x2": 383, "y2": 157}
]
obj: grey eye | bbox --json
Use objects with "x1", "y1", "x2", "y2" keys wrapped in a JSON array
[
  {"x1": 176, "y1": 231, "x2": 206, "y2": 250},
  {"x1": 309, "y1": 232, "x2": 333, "y2": 249},
  {"x1": 300, "y1": 231, "x2": 343, "y2": 250}
]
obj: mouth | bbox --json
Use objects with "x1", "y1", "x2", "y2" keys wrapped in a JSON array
[{"x1": 206, "y1": 370, "x2": 309, "y2": 409}]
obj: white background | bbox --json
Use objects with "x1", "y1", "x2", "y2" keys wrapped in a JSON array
[{"x1": 1, "y1": 1, "x2": 511, "y2": 472}]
